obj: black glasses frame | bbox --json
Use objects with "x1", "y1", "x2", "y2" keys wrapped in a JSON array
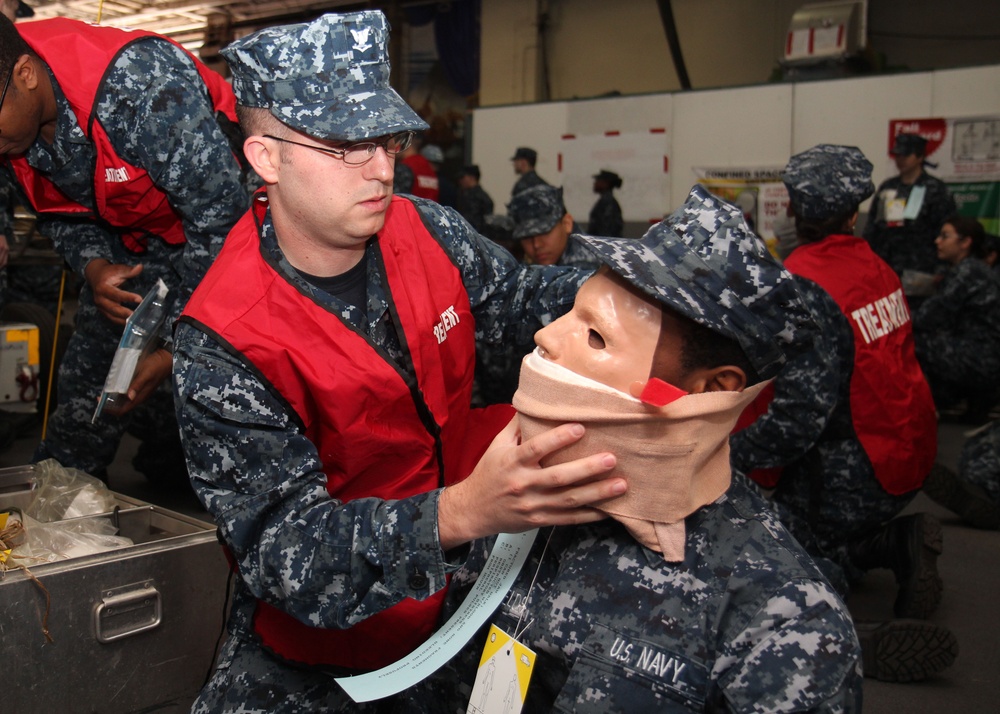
[
  {"x1": 262, "y1": 131, "x2": 414, "y2": 166},
  {"x1": 0, "y1": 65, "x2": 15, "y2": 129}
]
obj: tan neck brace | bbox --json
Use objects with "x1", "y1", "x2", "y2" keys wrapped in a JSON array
[{"x1": 513, "y1": 349, "x2": 769, "y2": 562}]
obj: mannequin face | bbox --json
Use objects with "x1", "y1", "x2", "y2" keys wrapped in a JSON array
[{"x1": 534, "y1": 269, "x2": 663, "y2": 393}]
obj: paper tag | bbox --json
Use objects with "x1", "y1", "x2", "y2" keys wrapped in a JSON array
[
  {"x1": 882, "y1": 189, "x2": 906, "y2": 225},
  {"x1": 467, "y1": 624, "x2": 536, "y2": 714},
  {"x1": 335, "y1": 530, "x2": 538, "y2": 703},
  {"x1": 902, "y1": 184, "x2": 926, "y2": 220}
]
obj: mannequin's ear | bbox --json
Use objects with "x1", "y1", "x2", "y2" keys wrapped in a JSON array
[
  {"x1": 243, "y1": 136, "x2": 280, "y2": 184},
  {"x1": 691, "y1": 366, "x2": 747, "y2": 394}
]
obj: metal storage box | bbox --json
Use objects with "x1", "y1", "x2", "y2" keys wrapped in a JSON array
[{"x1": 0, "y1": 465, "x2": 229, "y2": 713}]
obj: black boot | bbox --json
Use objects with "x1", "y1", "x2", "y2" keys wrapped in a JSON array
[
  {"x1": 922, "y1": 463, "x2": 1000, "y2": 530},
  {"x1": 856, "y1": 620, "x2": 958, "y2": 682},
  {"x1": 848, "y1": 513, "x2": 943, "y2": 619}
]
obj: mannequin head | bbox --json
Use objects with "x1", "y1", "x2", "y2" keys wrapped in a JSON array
[{"x1": 535, "y1": 267, "x2": 751, "y2": 396}]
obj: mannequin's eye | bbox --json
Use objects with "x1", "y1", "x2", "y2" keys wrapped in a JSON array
[{"x1": 588, "y1": 329, "x2": 606, "y2": 349}]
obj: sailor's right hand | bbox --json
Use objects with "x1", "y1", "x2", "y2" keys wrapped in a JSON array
[
  {"x1": 437, "y1": 418, "x2": 622, "y2": 550},
  {"x1": 84, "y1": 259, "x2": 145, "y2": 325}
]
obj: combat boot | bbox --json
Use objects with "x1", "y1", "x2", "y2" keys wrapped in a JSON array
[
  {"x1": 856, "y1": 620, "x2": 958, "y2": 682},
  {"x1": 848, "y1": 513, "x2": 943, "y2": 619},
  {"x1": 922, "y1": 463, "x2": 1000, "y2": 530}
]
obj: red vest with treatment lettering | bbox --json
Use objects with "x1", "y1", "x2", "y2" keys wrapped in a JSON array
[
  {"x1": 403, "y1": 153, "x2": 440, "y2": 201},
  {"x1": 785, "y1": 235, "x2": 935, "y2": 494},
  {"x1": 182, "y1": 194, "x2": 512, "y2": 669},
  {"x1": 9, "y1": 18, "x2": 239, "y2": 252}
]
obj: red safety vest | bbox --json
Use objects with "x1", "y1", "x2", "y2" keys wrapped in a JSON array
[
  {"x1": 740, "y1": 235, "x2": 936, "y2": 494},
  {"x1": 8, "y1": 18, "x2": 238, "y2": 252},
  {"x1": 403, "y1": 154, "x2": 440, "y2": 201},
  {"x1": 182, "y1": 193, "x2": 513, "y2": 669}
]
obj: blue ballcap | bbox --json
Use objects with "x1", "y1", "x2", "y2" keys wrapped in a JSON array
[
  {"x1": 592, "y1": 169, "x2": 623, "y2": 188},
  {"x1": 421, "y1": 144, "x2": 444, "y2": 164},
  {"x1": 221, "y1": 11, "x2": 428, "y2": 141},
  {"x1": 891, "y1": 133, "x2": 928, "y2": 156},
  {"x1": 508, "y1": 185, "x2": 566, "y2": 240},
  {"x1": 782, "y1": 144, "x2": 875, "y2": 221},
  {"x1": 511, "y1": 147, "x2": 538, "y2": 163},
  {"x1": 577, "y1": 184, "x2": 815, "y2": 380}
]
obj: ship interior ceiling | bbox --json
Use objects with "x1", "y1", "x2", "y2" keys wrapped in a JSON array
[{"x1": 20, "y1": 0, "x2": 438, "y2": 51}]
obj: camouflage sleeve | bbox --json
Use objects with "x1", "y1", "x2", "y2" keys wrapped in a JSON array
[
  {"x1": 913, "y1": 264, "x2": 968, "y2": 332},
  {"x1": 38, "y1": 215, "x2": 115, "y2": 274},
  {"x1": 0, "y1": 171, "x2": 14, "y2": 240},
  {"x1": 414, "y1": 198, "x2": 590, "y2": 354},
  {"x1": 715, "y1": 578, "x2": 863, "y2": 712},
  {"x1": 172, "y1": 322, "x2": 454, "y2": 629},
  {"x1": 730, "y1": 279, "x2": 843, "y2": 472},
  {"x1": 97, "y1": 39, "x2": 248, "y2": 343}
]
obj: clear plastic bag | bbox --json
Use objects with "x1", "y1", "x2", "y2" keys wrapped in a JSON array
[
  {"x1": 25, "y1": 459, "x2": 118, "y2": 522},
  {"x1": 14, "y1": 512, "x2": 132, "y2": 564}
]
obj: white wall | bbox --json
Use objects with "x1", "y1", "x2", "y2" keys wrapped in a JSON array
[{"x1": 471, "y1": 63, "x2": 1000, "y2": 221}]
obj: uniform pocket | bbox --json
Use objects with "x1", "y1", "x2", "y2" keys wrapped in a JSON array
[{"x1": 551, "y1": 623, "x2": 708, "y2": 713}]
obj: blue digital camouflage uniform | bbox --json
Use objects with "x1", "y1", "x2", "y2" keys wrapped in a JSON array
[
  {"x1": 0, "y1": 174, "x2": 15, "y2": 312},
  {"x1": 512, "y1": 169, "x2": 548, "y2": 196},
  {"x1": 863, "y1": 171, "x2": 956, "y2": 275},
  {"x1": 393, "y1": 160, "x2": 415, "y2": 195},
  {"x1": 588, "y1": 189, "x2": 624, "y2": 237},
  {"x1": 913, "y1": 256, "x2": 1000, "y2": 408},
  {"x1": 433, "y1": 479, "x2": 862, "y2": 713},
  {"x1": 175, "y1": 197, "x2": 589, "y2": 713},
  {"x1": 959, "y1": 420, "x2": 1000, "y2": 505},
  {"x1": 456, "y1": 184, "x2": 494, "y2": 232},
  {"x1": 15, "y1": 37, "x2": 248, "y2": 477}
]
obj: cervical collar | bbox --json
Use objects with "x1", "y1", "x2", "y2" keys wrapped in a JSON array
[{"x1": 513, "y1": 349, "x2": 769, "y2": 561}]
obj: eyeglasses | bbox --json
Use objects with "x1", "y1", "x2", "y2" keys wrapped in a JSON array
[
  {"x1": 0, "y1": 65, "x2": 14, "y2": 127},
  {"x1": 262, "y1": 131, "x2": 414, "y2": 166}
]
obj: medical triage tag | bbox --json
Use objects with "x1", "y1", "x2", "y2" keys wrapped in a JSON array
[{"x1": 467, "y1": 624, "x2": 536, "y2": 714}]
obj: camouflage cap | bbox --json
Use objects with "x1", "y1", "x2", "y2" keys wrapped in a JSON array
[
  {"x1": 891, "y1": 133, "x2": 928, "y2": 156},
  {"x1": 220, "y1": 11, "x2": 428, "y2": 141},
  {"x1": 508, "y1": 185, "x2": 566, "y2": 240},
  {"x1": 593, "y1": 169, "x2": 623, "y2": 188},
  {"x1": 577, "y1": 184, "x2": 814, "y2": 380},
  {"x1": 511, "y1": 147, "x2": 538, "y2": 163},
  {"x1": 781, "y1": 144, "x2": 874, "y2": 221},
  {"x1": 421, "y1": 144, "x2": 444, "y2": 164}
]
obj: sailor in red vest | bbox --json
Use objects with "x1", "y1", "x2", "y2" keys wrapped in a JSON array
[
  {"x1": 173, "y1": 11, "x2": 623, "y2": 712},
  {"x1": 731, "y1": 144, "x2": 956, "y2": 682},
  {"x1": 0, "y1": 15, "x2": 248, "y2": 480}
]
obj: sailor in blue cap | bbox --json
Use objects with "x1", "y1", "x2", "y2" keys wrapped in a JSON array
[
  {"x1": 863, "y1": 132, "x2": 957, "y2": 276},
  {"x1": 508, "y1": 185, "x2": 602, "y2": 269},
  {"x1": 173, "y1": 11, "x2": 624, "y2": 712},
  {"x1": 732, "y1": 144, "x2": 957, "y2": 682},
  {"x1": 510, "y1": 145, "x2": 549, "y2": 196}
]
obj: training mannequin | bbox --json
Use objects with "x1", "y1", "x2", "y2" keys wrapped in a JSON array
[{"x1": 426, "y1": 186, "x2": 862, "y2": 712}]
